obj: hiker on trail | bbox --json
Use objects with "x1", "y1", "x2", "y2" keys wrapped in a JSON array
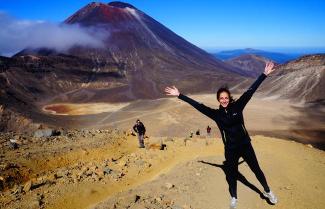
[
  {"x1": 207, "y1": 125, "x2": 211, "y2": 137},
  {"x1": 133, "y1": 119, "x2": 146, "y2": 148},
  {"x1": 165, "y1": 62, "x2": 278, "y2": 208},
  {"x1": 189, "y1": 131, "x2": 194, "y2": 138},
  {"x1": 196, "y1": 129, "x2": 200, "y2": 136}
]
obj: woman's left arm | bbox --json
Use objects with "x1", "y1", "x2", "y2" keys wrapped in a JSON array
[{"x1": 236, "y1": 61, "x2": 276, "y2": 110}]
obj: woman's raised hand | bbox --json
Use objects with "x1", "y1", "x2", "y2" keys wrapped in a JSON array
[
  {"x1": 165, "y1": 86, "x2": 180, "y2": 96},
  {"x1": 264, "y1": 61, "x2": 276, "y2": 75}
]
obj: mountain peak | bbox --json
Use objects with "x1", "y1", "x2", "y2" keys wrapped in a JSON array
[
  {"x1": 64, "y1": 1, "x2": 138, "y2": 25},
  {"x1": 108, "y1": 1, "x2": 137, "y2": 9},
  {"x1": 244, "y1": 48, "x2": 260, "y2": 52},
  {"x1": 84, "y1": 2, "x2": 108, "y2": 10}
]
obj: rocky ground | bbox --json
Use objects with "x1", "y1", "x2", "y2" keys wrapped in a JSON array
[
  {"x1": 1, "y1": 128, "x2": 324, "y2": 209},
  {"x1": 0, "y1": 128, "x2": 135, "y2": 208},
  {"x1": 0, "y1": 128, "x2": 220, "y2": 209}
]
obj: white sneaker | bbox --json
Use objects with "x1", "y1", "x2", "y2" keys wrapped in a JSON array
[
  {"x1": 263, "y1": 190, "x2": 278, "y2": 204},
  {"x1": 230, "y1": 197, "x2": 237, "y2": 208}
]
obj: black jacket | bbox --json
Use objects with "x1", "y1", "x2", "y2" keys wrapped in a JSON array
[
  {"x1": 178, "y1": 73, "x2": 267, "y2": 149},
  {"x1": 133, "y1": 122, "x2": 146, "y2": 135}
]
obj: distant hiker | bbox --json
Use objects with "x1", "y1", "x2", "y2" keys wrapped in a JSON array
[
  {"x1": 165, "y1": 62, "x2": 278, "y2": 208},
  {"x1": 133, "y1": 119, "x2": 146, "y2": 148},
  {"x1": 196, "y1": 129, "x2": 200, "y2": 136},
  {"x1": 189, "y1": 131, "x2": 194, "y2": 138},
  {"x1": 207, "y1": 125, "x2": 211, "y2": 137}
]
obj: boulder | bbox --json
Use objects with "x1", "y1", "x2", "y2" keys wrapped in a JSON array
[{"x1": 34, "y1": 129, "x2": 59, "y2": 138}]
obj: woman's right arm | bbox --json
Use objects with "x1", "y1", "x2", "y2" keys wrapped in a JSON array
[{"x1": 165, "y1": 86, "x2": 215, "y2": 119}]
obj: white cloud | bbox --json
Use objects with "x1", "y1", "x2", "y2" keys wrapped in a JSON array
[{"x1": 0, "y1": 12, "x2": 108, "y2": 56}]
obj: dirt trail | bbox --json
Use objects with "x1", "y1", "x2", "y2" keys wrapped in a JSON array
[
  {"x1": 92, "y1": 136, "x2": 325, "y2": 209},
  {"x1": 48, "y1": 137, "x2": 224, "y2": 209}
]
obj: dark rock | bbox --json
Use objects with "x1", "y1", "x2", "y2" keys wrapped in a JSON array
[{"x1": 134, "y1": 194, "x2": 141, "y2": 203}]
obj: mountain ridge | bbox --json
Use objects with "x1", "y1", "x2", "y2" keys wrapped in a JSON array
[
  {"x1": 225, "y1": 54, "x2": 274, "y2": 77},
  {"x1": 213, "y1": 48, "x2": 303, "y2": 63}
]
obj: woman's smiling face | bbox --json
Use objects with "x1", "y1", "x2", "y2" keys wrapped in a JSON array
[{"x1": 218, "y1": 91, "x2": 230, "y2": 108}]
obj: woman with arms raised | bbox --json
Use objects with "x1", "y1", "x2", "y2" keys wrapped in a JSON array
[{"x1": 165, "y1": 62, "x2": 278, "y2": 208}]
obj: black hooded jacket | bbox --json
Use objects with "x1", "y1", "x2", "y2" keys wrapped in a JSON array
[
  {"x1": 178, "y1": 73, "x2": 267, "y2": 149},
  {"x1": 133, "y1": 122, "x2": 146, "y2": 135}
]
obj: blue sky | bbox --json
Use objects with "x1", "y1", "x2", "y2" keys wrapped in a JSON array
[{"x1": 1, "y1": 0, "x2": 325, "y2": 52}]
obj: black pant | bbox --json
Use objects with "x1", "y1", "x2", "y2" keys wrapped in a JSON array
[{"x1": 225, "y1": 143, "x2": 270, "y2": 198}]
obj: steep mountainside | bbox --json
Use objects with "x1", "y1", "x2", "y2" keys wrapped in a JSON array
[
  {"x1": 16, "y1": 2, "x2": 245, "y2": 103},
  {"x1": 259, "y1": 54, "x2": 325, "y2": 103}
]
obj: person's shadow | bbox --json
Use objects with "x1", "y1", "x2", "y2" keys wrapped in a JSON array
[{"x1": 198, "y1": 160, "x2": 273, "y2": 204}]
